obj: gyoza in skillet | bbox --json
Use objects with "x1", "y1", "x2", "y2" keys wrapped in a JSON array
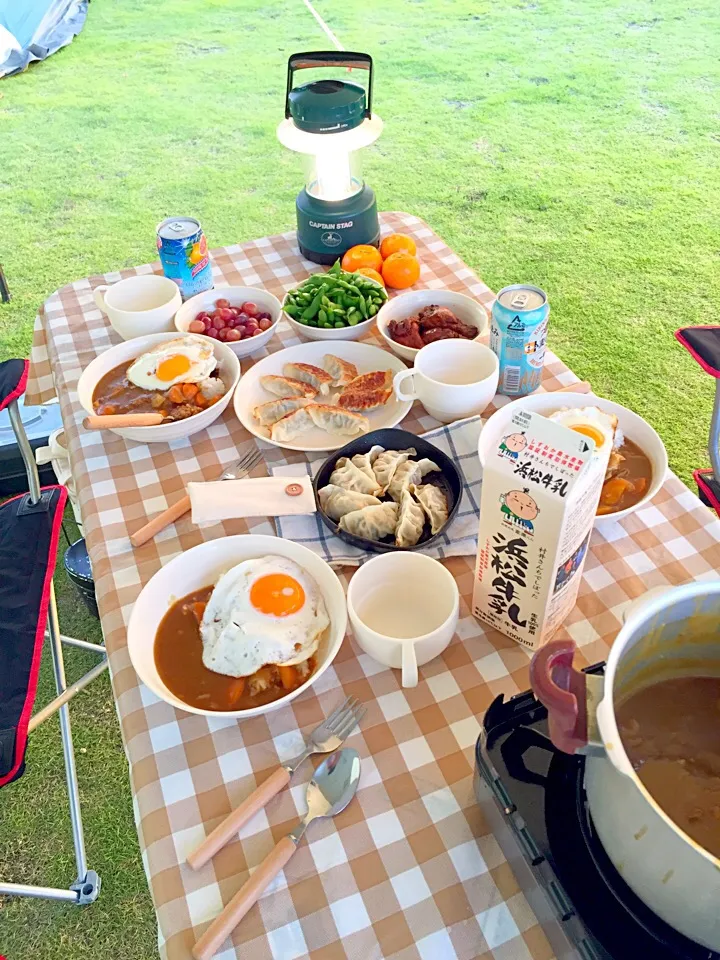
[
  {"x1": 395, "y1": 488, "x2": 426, "y2": 548},
  {"x1": 338, "y1": 502, "x2": 399, "y2": 540},
  {"x1": 412, "y1": 483, "x2": 449, "y2": 535},
  {"x1": 318, "y1": 484, "x2": 382, "y2": 521},
  {"x1": 329, "y1": 457, "x2": 383, "y2": 496},
  {"x1": 387, "y1": 457, "x2": 441, "y2": 502}
]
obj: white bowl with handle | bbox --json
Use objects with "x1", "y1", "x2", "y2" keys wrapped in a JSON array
[
  {"x1": 76, "y1": 332, "x2": 240, "y2": 442},
  {"x1": 127, "y1": 535, "x2": 348, "y2": 719}
]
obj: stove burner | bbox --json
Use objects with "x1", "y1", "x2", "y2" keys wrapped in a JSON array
[{"x1": 477, "y1": 675, "x2": 719, "y2": 960}]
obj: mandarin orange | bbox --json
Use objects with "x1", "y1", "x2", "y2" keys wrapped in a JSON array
[
  {"x1": 355, "y1": 267, "x2": 385, "y2": 287},
  {"x1": 380, "y1": 233, "x2": 417, "y2": 260},
  {"x1": 381, "y1": 251, "x2": 420, "y2": 289},
  {"x1": 341, "y1": 244, "x2": 383, "y2": 273}
]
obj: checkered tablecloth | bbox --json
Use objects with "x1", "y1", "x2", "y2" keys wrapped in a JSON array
[{"x1": 26, "y1": 213, "x2": 720, "y2": 960}]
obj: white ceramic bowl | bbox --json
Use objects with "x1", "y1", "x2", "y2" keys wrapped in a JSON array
[
  {"x1": 377, "y1": 289, "x2": 490, "y2": 362},
  {"x1": 77, "y1": 332, "x2": 240, "y2": 443},
  {"x1": 281, "y1": 278, "x2": 384, "y2": 342},
  {"x1": 127, "y1": 535, "x2": 348, "y2": 719},
  {"x1": 175, "y1": 286, "x2": 282, "y2": 358},
  {"x1": 478, "y1": 391, "x2": 668, "y2": 524}
]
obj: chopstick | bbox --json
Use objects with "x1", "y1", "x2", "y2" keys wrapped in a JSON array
[
  {"x1": 83, "y1": 413, "x2": 165, "y2": 429},
  {"x1": 130, "y1": 495, "x2": 191, "y2": 548},
  {"x1": 555, "y1": 380, "x2": 591, "y2": 394}
]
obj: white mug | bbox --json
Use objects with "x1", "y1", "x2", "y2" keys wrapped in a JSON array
[
  {"x1": 394, "y1": 339, "x2": 499, "y2": 423},
  {"x1": 347, "y1": 553, "x2": 460, "y2": 688},
  {"x1": 94, "y1": 275, "x2": 182, "y2": 341}
]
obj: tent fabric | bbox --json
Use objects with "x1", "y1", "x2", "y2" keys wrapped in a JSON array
[{"x1": 0, "y1": 0, "x2": 89, "y2": 79}]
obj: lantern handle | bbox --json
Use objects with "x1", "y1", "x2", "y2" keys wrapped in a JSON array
[{"x1": 285, "y1": 52, "x2": 374, "y2": 120}]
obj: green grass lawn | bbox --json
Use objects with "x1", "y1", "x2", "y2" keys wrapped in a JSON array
[{"x1": 1, "y1": 0, "x2": 720, "y2": 955}]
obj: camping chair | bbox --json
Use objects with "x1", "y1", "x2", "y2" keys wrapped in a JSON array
[
  {"x1": 676, "y1": 326, "x2": 720, "y2": 517},
  {"x1": 0, "y1": 358, "x2": 107, "y2": 904}
]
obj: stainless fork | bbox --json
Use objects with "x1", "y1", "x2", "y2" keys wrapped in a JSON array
[
  {"x1": 187, "y1": 696, "x2": 366, "y2": 870},
  {"x1": 130, "y1": 446, "x2": 263, "y2": 547}
]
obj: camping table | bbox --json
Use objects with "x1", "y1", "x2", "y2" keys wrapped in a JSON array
[{"x1": 26, "y1": 213, "x2": 720, "y2": 960}]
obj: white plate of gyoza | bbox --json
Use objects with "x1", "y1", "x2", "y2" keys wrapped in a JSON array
[{"x1": 233, "y1": 341, "x2": 412, "y2": 452}]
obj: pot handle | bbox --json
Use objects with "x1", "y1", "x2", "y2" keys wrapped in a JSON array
[{"x1": 529, "y1": 640, "x2": 591, "y2": 754}]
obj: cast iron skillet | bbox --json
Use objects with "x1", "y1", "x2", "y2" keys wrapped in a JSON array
[{"x1": 312, "y1": 428, "x2": 463, "y2": 553}]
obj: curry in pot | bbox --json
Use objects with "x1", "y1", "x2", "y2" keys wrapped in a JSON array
[{"x1": 617, "y1": 675, "x2": 720, "y2": 859}]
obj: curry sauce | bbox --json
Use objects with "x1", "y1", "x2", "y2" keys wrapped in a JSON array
[
  {"x1": 617, "y1": 675, "x2": 720, "y2": 859},
  {"x1": 154, "y1": 587, "x2": 316, "y2": 712}
]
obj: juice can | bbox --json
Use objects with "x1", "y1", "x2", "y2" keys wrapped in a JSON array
[
  {"x1": 156, "y1": 217, "x2": 213, "y2": 300},
  {"x1": 490, "y1": 284, "x2": 549, "y2": 396}
]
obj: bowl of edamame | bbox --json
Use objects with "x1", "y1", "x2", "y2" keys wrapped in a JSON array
[{"x1": 282, "y1": 261, "x2": 388, "y2": 341}]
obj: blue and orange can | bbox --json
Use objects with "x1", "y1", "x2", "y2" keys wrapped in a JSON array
[{"x1": 156, "y1": 217, "x2": 213, "y2": 300}]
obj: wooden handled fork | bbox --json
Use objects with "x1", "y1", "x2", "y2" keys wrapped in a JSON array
[
  {"x1": 130, "y1": 447, "x2": 262, "y2": 547},
  {"x1": 187, "y1": 696, "x2": 366, "y2": 871}
]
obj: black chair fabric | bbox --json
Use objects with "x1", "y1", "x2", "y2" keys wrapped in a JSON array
[
  {"x1": 675, "y1": 326, "x2": 720, "y2": 378},
  {"x1": 0, "y1": 485, "x2": 67, "y2": 787},
  {"x1": 0, "y1": 358, "x2": 28, "y2": 411}
]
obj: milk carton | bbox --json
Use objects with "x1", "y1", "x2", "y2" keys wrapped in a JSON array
[{"x1": 472, "y1": 409, "x2": 611, "y2": 650}]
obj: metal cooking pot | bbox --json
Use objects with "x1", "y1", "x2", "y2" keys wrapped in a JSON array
[{"x1": 530, "y1": 581, "x2": 720, "y2": 951}]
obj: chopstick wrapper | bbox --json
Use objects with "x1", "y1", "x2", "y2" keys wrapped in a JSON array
[{"x1": 188, "y1": 477, "x2": 316, "y2": 524}]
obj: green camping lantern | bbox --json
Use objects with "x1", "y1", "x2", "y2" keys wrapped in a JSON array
[{"x1": 278, "y1": 51, "x2": 382, "y2": 264}]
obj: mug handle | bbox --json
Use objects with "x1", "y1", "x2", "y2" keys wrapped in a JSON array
[
  {"x1": 393, "y1": 369, "x2": 418, "y2": 403},
  {"x1": 94, "y1": 285, "x2": 109, "y2": 315},
  {"x1": 401, "y1": 641, "x2": 418, "y2": 688}
]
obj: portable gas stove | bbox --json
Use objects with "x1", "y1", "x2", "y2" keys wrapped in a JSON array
[{"x1": 474, "y1": 668, "x2": 719, "y2": 960}]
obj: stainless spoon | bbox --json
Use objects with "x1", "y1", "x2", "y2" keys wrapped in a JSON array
[{"x1": 192, "y1": 749, "x2": 362, "y2": 960}]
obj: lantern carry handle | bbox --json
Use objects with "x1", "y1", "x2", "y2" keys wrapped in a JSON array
[{"x1": 285, "y1": 51, "x2": 374, "y2": 120}]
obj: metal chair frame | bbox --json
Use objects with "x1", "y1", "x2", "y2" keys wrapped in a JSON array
[{"x1": 0, "y1": 398, "x2": 107, "y2": 905}]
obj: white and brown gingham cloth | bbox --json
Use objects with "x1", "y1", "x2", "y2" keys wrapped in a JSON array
[{"x1": 26, "y1": 213, "x2": 720, "y2": 960}]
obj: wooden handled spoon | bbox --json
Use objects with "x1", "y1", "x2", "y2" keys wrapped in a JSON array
[{"x1": 192, "y1": 749, "x2": 361, "y2": 960}]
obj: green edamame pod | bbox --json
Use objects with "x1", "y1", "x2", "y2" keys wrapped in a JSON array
[
  {"x1": 334, "y1": 320, "x2": 345, "y2": 328},
  {"x1": 368, "y1": 303, "x2": 378, "y2": 316},
  {"x1": 302, "y1": 288, "x2": 325, "y2": 320},
  {"x1": 318, "y1": 308, "x2": 328, "y2": 324},
  {"x1": 357, "y1": 293, "x2": 368, "y2": 319}
]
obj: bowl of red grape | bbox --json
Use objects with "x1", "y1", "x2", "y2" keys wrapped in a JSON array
[{"x1": 174, "y1": 286, "x2": 282, "y2": 358}]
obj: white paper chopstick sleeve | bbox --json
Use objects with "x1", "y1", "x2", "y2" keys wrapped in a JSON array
[{"x1": 188, "y1": 477, "x2": 316, "y2": 523}]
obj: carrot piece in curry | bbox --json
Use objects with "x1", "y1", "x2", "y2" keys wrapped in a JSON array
[
  {"x1": 167, "y1": 385, "x2": 185, "y2": 404},
  {"x1": 278, "y1": 665, "x2": 299, "y2": 691},
  {"x1": 189, "y1": 601, "x2": 206, "y2": 623},
  {"x1": 600, "y1": 477, "x2": 634, "y2": 506},
  {"x1": 227, "y1": 678, "x2": 245, "y2": 706},
  {"x1": 181, "y1": 382, "x2": 199, "y2": 400}
]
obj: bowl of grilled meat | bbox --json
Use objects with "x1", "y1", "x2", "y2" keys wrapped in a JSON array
[{"x1": 376, "y1": 290, "x2": 489, "y2": 362}]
